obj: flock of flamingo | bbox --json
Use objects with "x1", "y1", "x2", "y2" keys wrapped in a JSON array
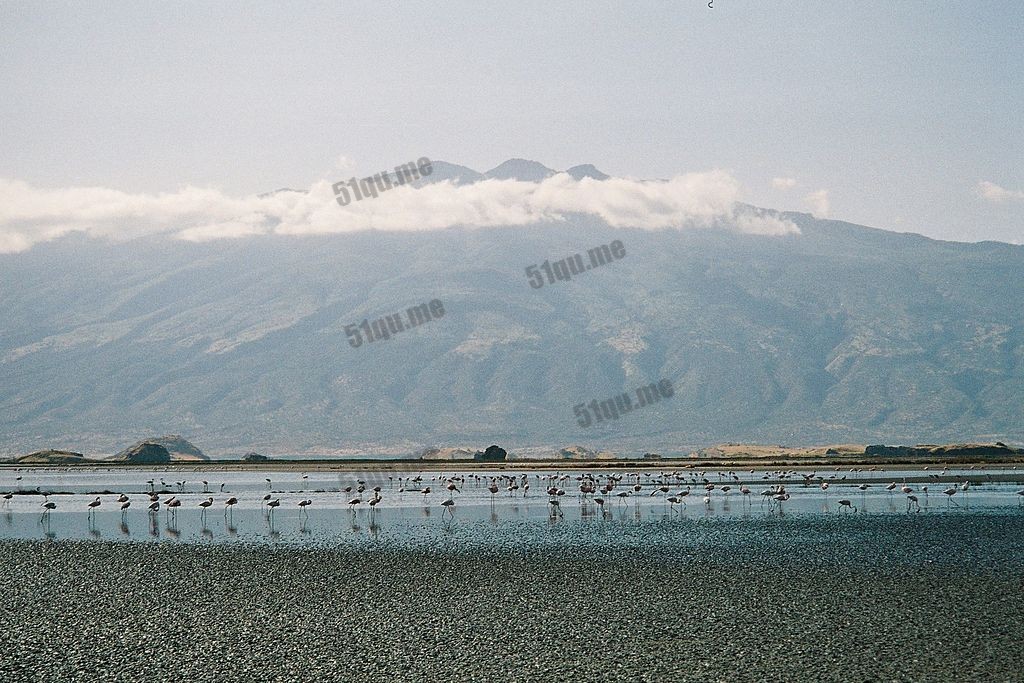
[{"x1": 3, "y1": 465, "x2": 1024, "y2": 535}]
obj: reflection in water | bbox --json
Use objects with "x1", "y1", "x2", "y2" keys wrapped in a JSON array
[{"x1": 119, "y1": 521, "x2": 130, "y2": 537}]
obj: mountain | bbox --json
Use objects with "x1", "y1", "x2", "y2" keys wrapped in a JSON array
[
  {"x1": 416, "y1": 161, "x2": 485, "y2": 187},
  {"x1": 566, "y1": 164, "x2": 610, "y2": 181},
  {"x1": 2, "y1": 163, "x2": 1024, "y2": 456},
  {"x1": 484, "y1": 158, "x2": 556, "y2": 182}
]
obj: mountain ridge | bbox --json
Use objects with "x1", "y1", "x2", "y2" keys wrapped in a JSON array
[{"x1": 1, "y1": 170, "x2": 1021, "y2": 455}]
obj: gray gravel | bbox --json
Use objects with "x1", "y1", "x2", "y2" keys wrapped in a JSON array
[{"x1": 1, "y1": 514, "x2": 1022, "y2": 682}]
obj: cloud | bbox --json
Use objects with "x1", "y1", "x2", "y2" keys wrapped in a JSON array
[
  {"x1": 771, "y1": 177, "x2": 797, "y2": 190},
  {"x1": 977, "y1": 180, "x2": 1024, "y2": 203},
  {"x1": 0, "y1": 171, "x2": 799, "y2": 254},
  {"x1": 803, "y1": 189, "x2": 830, "y2": 218}
]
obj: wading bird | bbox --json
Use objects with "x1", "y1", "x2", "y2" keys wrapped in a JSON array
[
  {"x1": 837, "y1": 499, "x2": 856, "y2": 513},
  {"x1": 87, "y1": 497, "x2": 101, "y2": 519},
  {"x1": 943, "y1": 486, "x2": 959, "y2": 506},
  {"x1": 906, "y1": 494, "x2": 921, "y2": 512}
]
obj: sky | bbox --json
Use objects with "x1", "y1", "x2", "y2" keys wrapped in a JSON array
[{"x1": 1, "y1": 0, "x2": 1022, "y2": 245}]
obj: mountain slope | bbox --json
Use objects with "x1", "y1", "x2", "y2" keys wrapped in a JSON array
[{"x1": 1, "y1": 177, "x2": 1022, "y2": 456}]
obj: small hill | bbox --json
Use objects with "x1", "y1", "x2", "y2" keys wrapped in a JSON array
[
  {"x1": 473, "y1": 445, "x2": 507, "y2": 462},
  {"x1": 242, "y1": 451, "x2": 269, "y2": 462},
  {"x1": 112, "y1": 442, "x2": 171, "y2": 465},
  {"x1": 15, "y1": 449, "x2": 89, "y2": 465},
  {"x1": 114, "y1": 435, "x2": 207, "y2": 462},
  {"x1": 419, "y1": 447, "x2": 476, "y2": 461},
  {"x1": 556, "y1": 445, "x2": 616, "y2": 461}
]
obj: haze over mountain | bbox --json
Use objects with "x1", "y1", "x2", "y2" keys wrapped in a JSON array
[{"x1": 1, "y1": 160, "x2": 1021, "y2": 457}]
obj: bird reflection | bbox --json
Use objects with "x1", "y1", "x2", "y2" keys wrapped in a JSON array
[{"x1": 119, "y1": 521, "x2": 130, "y2": 537}]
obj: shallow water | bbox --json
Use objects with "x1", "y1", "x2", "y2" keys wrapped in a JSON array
[{"x1": 2, "y1": 466, "x2": 1022, "y2": 544}]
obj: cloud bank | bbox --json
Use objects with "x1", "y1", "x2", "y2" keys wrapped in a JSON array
[
  {"x1": 0, "y1": 170, "x2": 799, "y2": 254},
  {"x1": 803, "y1": 189, "x2": 830, "y2": 218},
  {"x1": 977, "y1": 180, "x2": 1024, "y2": 203},
  {"x1": 771, "y1": 177, "x2": 797, "y2": 190}
]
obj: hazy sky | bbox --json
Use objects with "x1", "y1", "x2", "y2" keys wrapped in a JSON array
[{"x1": 1, "y1": 1, "x2": 1022, "y2": 243}]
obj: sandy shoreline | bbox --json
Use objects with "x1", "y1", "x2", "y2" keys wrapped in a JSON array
[{"x1": 3, "y1": 514, "x2": 1022, "y2": 681}]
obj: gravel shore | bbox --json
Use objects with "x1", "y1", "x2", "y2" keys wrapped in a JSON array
[{"x1": 2, "y1": 514, "x2": 1022, "y2": 681}]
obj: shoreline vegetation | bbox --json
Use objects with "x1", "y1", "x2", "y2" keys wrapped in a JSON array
[{"x1": 2, "y1": 440, "x2": 1024, "y2": 472}]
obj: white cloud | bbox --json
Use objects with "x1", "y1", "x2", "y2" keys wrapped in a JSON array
[
  {"x1": 0, "y1": 171, "x2": 799, "y2": 254},
  {"x1": 771, "y1": 177, "x2": 797, "y2": 190},
  {"x1": 977, "y1": 180, "x2": 1024, "y2": 203},
  {"x1": 803, "y1": 189, "x2": 830, "y2": 218}
]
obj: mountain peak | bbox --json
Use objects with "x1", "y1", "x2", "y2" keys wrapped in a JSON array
[
  {"x1": 565, "y1": 164, "x2": 609, "y2": 181},
  {"x1": 484, "y1": 158, "x2": 556, "y2": 182}
]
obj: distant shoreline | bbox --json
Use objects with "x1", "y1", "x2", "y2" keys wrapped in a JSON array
[{"x1": 3, "y1": 455, "x2": 1023, "y2": 473}]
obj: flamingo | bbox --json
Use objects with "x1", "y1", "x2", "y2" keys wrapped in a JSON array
[
  {"x1": 298, "y1": 499, "x2": 312, "y2": 516},
  {"x1": 87, "y1": 497, "x2": 101, "y2": 518},
  {"x1": 837, "y1": 499, "x2": 856, "y2": 512},
  {"x1": 120, "y1": 500, "x2": 131, "y2": 518},
  {"x1": 224, "y1": 497, "x2": 238, "y2": 515},
  {"x1": 441, "y1": 497, "x2": 455, "y2": 518},
  {"x1": 2, "y1": 492, "x2": 12, "y2": 507},
  {"x1": 347, "y1": 497, "x2": 361, "y2": 512},
  {"x1": 199, "y1": 497, "x2": 213, "y2": 519},
  {"x1": 148, "y1": 500, "x2": 160, "y2": 513},
  {"x1": 906, "y1": 494, "x2": 921, "y2": 512},
  {"x1": 116, "y1": 493, "x2": 129, "y2": 504},
  {"x1": 1016, "y1": 489, "x2": 1024, "y2": 506},
  {"x1": 266, "y1": 498, "x2": 281, "y2": 519},
  {"x1": 943, "y1": 486, "x2": 959, "y2": 506},
  {"x1": 40, "y1": 500, "x2": 56, "y2": 520}
]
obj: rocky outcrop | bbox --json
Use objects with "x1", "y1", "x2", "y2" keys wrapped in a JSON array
[
  {"x1": 114, "y1": 435, "x2": 207, "y2": 462},
  {"x1": 112, "y1": 442, "x2": 171, "y2": 465},
  {"x1": 473, "y1": 445, "x2": 507, "y2": 462},
  {"x1": 15, "y1": 449, "x2": 89, "y2": 465},
  {"x1": 242, "y1": 451, "x2": 269, "y2": 462}
]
